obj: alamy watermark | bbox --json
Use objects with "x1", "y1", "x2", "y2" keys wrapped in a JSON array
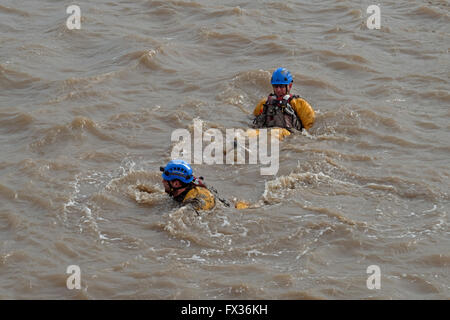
[
  {"x1": 367, "y1": 5, "x2": 381, "y2": 30},
  {"x1": 66, "y1": 5, "x2": 81, "y2": 30},
  {"x1": 65, "y1": 4, "x2": 381, "y2": 31},
  {"x1": 366, "y1": 265, "x2": 381, "y2": 290},
  {"x1": 170, "y1": 119, "x2": 280, "y2": 175},
  {"x1": 66, "y1": 265, "x2": 81, "y2": 290}
]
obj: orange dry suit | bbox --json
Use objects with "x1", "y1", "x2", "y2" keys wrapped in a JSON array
[{"x1": 252, "y1": 94, "x2": 315, "y2": 131}]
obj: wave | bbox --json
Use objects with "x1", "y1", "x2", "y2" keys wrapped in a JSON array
[
  {"x1": 267, "y1": 2, "x2": 294, "y2": 13},
  {"x1": 289, "y1": 146, "x2": 376, "y2": 162},
  {"x1": 251, "y1": 40, "x2": 298, "y2": 56},
  {"x1": 300, "y1": 3, "x2": 353, "y2": 15},
  {"x1": 29, "y1": 117, "x2": 115, "y2": 152},
  {"x1": 296, "y1": 76, "x2": 343, "y2": 93},
  {"x1": 206, "y1": 6, "x2": 245, "y2": 18},
  {"x1": 410, "y1": 6, "x2": 450, "y2": 20},
  {"x1": 326, "y1": 61, "x2": 379, "y2": 74},
  {"x1": 118, "y1": 48, "x2": 177, "y2": 74},
  {"x1": 0, "y1": 183, "x2": 16, "y2": 200},
  {"x1": 197, "y1": 27, "x2": 253, "y2": 49},
  {"x1": 0, "y1": 64, "x2": 41, "y2": 90},
  {"x1": 0, "y1": 112, "x2": 34, "y2": 133},
  {"x1": 318, "y1": 106, "x2": 402, "y2": 132},
  {"x1": 163, "y1": 0, "x2": 203, "y2": 9},
  {"x1": 261, "y1": 157, "x2": 442, "y2": 210},
  {"x1": 228, "y1": 69, "x2": 272, "y2": 92},
  {"x1": 0, "y1": 179, "x2": 55, "y2": 211},
  {"x1": 419, "y1": 90, "x2": 450, "y2": 103},
  {"x1": 413, "y1": 254, "x2": 450, "y2": 268},
  {"x1": 59, "y1": 71, "x2": 120, "y2": 89},
  {"x1": 313, "y1": 50, "x2": 370, "y2": 64},
  {"x1": 0, "y1": 4, "x2": 31, "y2": 17}
]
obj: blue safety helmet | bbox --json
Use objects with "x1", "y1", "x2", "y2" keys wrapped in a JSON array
[
  {"x1": 160, "y1": 159, "x2": 194, "y2": 184},
  {"x1": 271, "y1": 67, "x2": 293, "y2": 85}
]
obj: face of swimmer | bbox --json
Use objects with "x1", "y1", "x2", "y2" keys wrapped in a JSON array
[
  {"x1": 273, "y1": 83, "x2": 292, "y2": 98},
  {"x1": 162, "y1": 178, "x2": 186, "y2": 197}
]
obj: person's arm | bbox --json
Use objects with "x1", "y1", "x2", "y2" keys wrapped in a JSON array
[
  {"x1": 291, "y1": 98, "x2": 315, "y2": 130},
  {"x1": 253, "y1": 98, "x2": 267, "y2": 116}
]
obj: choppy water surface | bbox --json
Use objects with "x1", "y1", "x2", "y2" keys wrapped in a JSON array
[{"x1": 0, "y1": 0, "x2": 449, "y2": 299}]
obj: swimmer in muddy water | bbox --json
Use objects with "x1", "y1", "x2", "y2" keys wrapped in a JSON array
[
  {"x1": 251, "y1": 67, "x2": 315, "y2": 140},
  {"x1": 137, "y1": 159, "x2": 250, "y2": 212}
]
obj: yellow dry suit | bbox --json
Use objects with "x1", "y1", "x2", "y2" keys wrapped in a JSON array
[
  {"x1": 172, "y1": 178, "x2": 216, "y2": 211},
  {"x1": 182, "y1": 185, "x2": 216, "y2": 211}
]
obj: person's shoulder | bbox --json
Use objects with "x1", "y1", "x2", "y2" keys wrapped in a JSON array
[
  {"x1": 184, "y1": 186, "x2": 215, "y2": 200},
  {"x1": 290, "y1": 94, "x2": 306, "y2": 102},
  {"x1": 195, "y1": 186, "x2": 215, "y2": 198},
  {"x1": 291, "y1": 95, "x2": 312, "y2": 107},
  {"x1": 184, "y1": 186, "x2": 215, "y2": 210},
  {"x1": 184, "y1": 187, "x2": 198, "y2": 198},
  {"x1": 254, "y1": 97, "x2": 268, "y2": 115}
]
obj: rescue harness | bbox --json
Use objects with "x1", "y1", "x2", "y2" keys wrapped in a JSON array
[{"x1": 252, "y1": 93, "x2": 303, "y2": 131}]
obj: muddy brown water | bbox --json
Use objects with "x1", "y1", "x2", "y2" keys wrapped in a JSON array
[{"x1": 0, "y1": 0, "x2": 448, "y2": 299}]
